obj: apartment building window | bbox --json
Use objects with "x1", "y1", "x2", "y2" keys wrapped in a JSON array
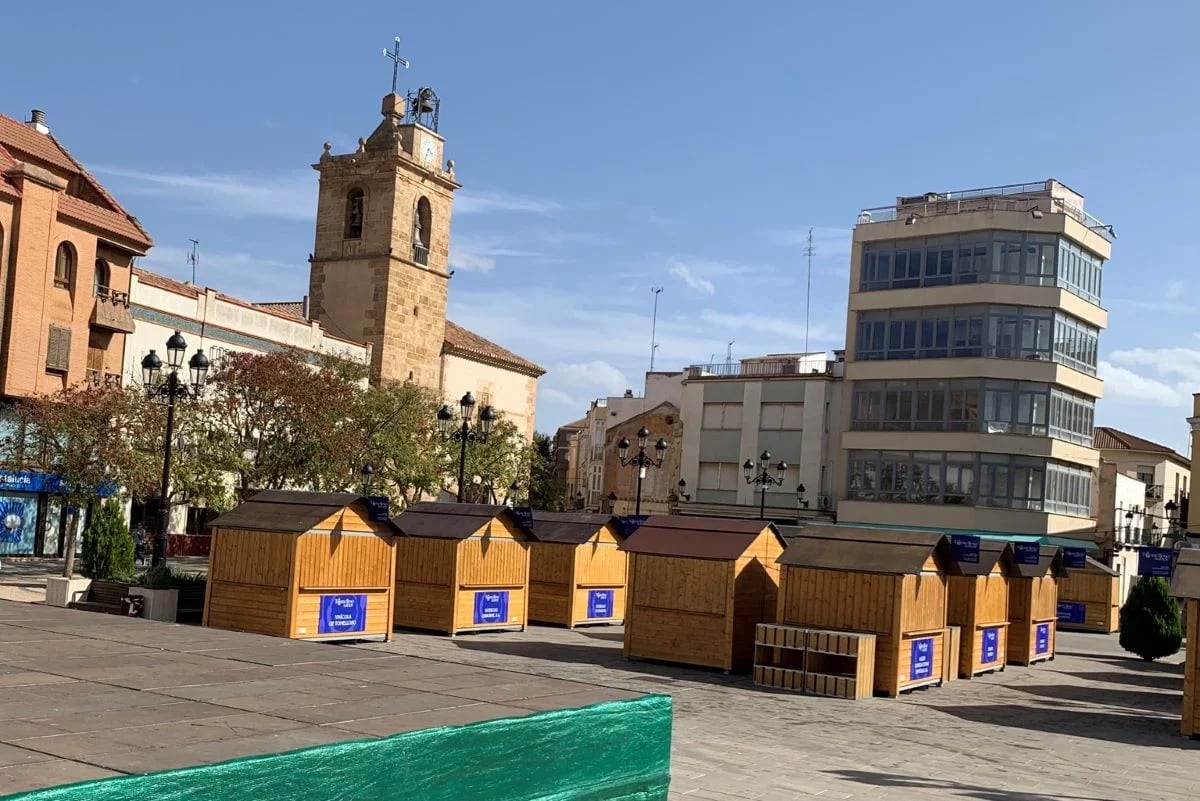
[
  {"x1": 45, "y1": 325, "x2": 72, "y2": 372},
  {"x1": 1135, "y1": 466, "x2": 1155, "y2": 485},
  {"x1": 847, "y1": 450, "x2": 1091, "y2": 517},
  {"x1": 54, "y1": 243, "x2": 76, "y2": 289},
  {"x1": 860, "y1": 232, "x2": 1100, "y2": 302},
  {"x1": 760, "y1": 402, "x2": 803, "y2": 430},
  {"x1": 698, "y1": 461, "x2": 740, "y2": 491},
  {"x1": 701, "y1": 402, "x2": 743, "y2": 429}
]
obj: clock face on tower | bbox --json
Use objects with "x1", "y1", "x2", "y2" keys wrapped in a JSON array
[{"x1": 420, "y1": 137, "x2": 437, "y2": 166}]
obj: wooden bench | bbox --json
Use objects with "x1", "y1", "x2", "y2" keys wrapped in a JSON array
[{"x1": 69, "y1": 580, "x2": 132, "y2": 615}]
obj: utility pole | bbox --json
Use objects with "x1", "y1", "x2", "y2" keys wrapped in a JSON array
[
  {"x1": 649, "y1": 287, "x2": 663, "y2": 371},
  {"x1": 188, "y1": 239, "x2": 199, "y2": 285},
  {"x1": 803, "y1": 228, "x2": 815, "y2": 354}
]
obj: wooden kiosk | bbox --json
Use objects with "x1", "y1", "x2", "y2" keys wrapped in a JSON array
[
  {"x1": 946, "y1": 538, "x2": 1013, "y2": 678},
  {"x1": 526, "y1": 511, "x2": 626, "y2": 628},
  {"x1": 620, "y1": 516, "x2": 784, "y2": 672},
  {"x1": 203, "y1": 491, "x2": 397, "y2": 641},
  {"x1": 1170, "y1": 550, "x2": 1200, "y2": 737},
  {"x1": 1057, "y1": 556, "x2": 1119, "y2": 633},
  {"x1": 1007, "y1": 545, "x2": 1064, "y2": 665},
  {"x1": 391, "y1": 503, "x2": 530, "y2": 635},
  {"x1": 776, "y1": 526, "x2": 951, "y2": 697}
]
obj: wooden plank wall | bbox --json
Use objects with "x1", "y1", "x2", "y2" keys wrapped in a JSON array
[
  {"x1": 205, "y1": 528, "x2": 294, "y2": 637},
  {"x1": 900, "y1": 572, "x2": 949, "y2": 634},
  {"x1": 1007, "y1": 577, "x2": 1058, "y2": 665},
  {"x1": 292, "y1": 589, "x2": 392, "y2": 639},
  {"x1": 295, "y1": 531, "x2": 394, "y2": 590},
  {"x1": 728, "y1": 530, "x2": 783, "y2": 671},
  {"x1": 948, "y1": 573, "x2": 1009, "y2": 677},
  {"x1": 394, "y1": 536, "x2": 456, "y2": 633},
  {"x1": 1183, "y1": 599, "x2": 1199, "y2": 737},
  {"x1": 624, "y1": 553, "x2": 734, "y2": 670},
  {"x1": 452, "y1": 519, "x2": 530, "y2": 633},
  {"x1": 529, "y1": 542, "x2": 574, "y2": 625},
  {"x1": 205, "y1": 582, "x2": 290, "y2": 637},
  {"x1": 1059, "y1": 570, "x2": 1119, "y2": 632},
  {"x1": 569, "y1": 532, "x2": 627, "y2": 626}
]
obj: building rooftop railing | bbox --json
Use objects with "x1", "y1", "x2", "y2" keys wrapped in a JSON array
[
  {"x1": 857, "y1": 193, "x2": 1112, "y2": 241},
  {"x1": 685, "y1": 361, "x2": 834, "y2": 379}
]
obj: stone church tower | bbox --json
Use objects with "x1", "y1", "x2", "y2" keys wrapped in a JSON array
[{"x1": 309, "y1": 89, "x2": 457, "y2": 387}]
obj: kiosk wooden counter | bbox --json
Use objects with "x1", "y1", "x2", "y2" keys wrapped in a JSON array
[
  {"x1": 775, "y1": 525, "x2": 951, "y2": 697},
  {"x1": 526, "y1": 511, "x2": 626, "y2": 628},
  {"x1": 1007, "y1": 545, "x2": 1064, "y2": 666},
  {"x1": 1057, "y1": 556, "x2": 1119, "y2": 633},
  {"x1": 1170, "y1": 549, "x2": 1200, "y2": 738},
  {"x1": 391, "y1": 503, "x2": 530, "y2": 635},
  {"x1": 203, "y1": 491, "x2": 397, "y2": 641},
  {"x1": 621, "y1": 516, "x2": 784, "y2": 672},
  {"x1": 946, "y1": 539, "x2": 1013, "y2": 678}
]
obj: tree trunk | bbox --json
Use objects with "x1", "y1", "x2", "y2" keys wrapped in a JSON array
[{"x1": 61, "y1": 509, "x2": 80, "y2": 578}]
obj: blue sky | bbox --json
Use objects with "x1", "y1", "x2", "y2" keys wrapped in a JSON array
[{"x1": 7, "y1": 2, "x2": 1200, "y2": 450}]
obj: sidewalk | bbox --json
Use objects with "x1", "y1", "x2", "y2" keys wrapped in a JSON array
[{"x1": 0, "y1": 557, "x2": 210, "y2": 604}]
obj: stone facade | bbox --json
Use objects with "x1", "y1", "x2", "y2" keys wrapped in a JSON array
[{"x1": 602, "y1": 403, "x2": 683, "y2": 517}]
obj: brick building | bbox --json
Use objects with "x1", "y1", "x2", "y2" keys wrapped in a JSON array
[{"x1": 0, "y1": 109, "x2": 151, "y2": 556}]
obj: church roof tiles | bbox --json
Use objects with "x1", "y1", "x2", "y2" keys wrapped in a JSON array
[{"x1": 443, "y1": 320, "x2": 544, "y2": 377}]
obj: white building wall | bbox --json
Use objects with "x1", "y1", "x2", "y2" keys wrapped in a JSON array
[{"x1": 438, "y1": 353, "x2": 537, "y2": 441}]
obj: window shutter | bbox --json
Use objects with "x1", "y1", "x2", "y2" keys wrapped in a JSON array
[{"x1": 46, "y1": 325, "x2": 72, "y2": 372}]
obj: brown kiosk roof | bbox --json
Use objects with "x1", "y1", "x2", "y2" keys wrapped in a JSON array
[
  {"x1": 947, "y1": 539, "x2": 1011, "y2": 577},
  {"x1": 1008, "y1": 545, "x2": 1065, "y2": 579},
  {"x1": 210, "y1": 490, "x2": 372, "y2": 533},
  {"x1": 529, "y1": 511, "x2": 617, "y2": 544},
  {"x1": 392, "y1": 502, "x2": 522, "y2": 539},
  {"x1": 777, "y1": 525, "x2": 948, "y2": 575},
  {"x1": 1170, "y1": 549, "x2": 1200, "y2": 600},
  {"x1": 620, "y1": 516, "x2": 783, "y2": 561}
]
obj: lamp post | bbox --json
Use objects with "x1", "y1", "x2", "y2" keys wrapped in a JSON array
[
  {"x1": 1166, "y1": 499, "x2": 1179, "y2": 537},
  {"x1": 677, "y1": 479, "x2": 690, "y2": 502},
  {"x1": 141, "y1": 331, "x2": 210, "y2": 568},
  {"x1": 436, "y1": 392, "x2": 495, "y2": 503},
  {"x1": 361, "y1": 463, "x2": 375, "y2": 496},
  {"x1": 744, "y1": 450, "x2": 787, "y2": 520},
  {"x1": 1124, "y1": 509, "x2": 1134, "y2": 543},
  {"x1": 617, "y1": 426, "x2": 667, "y2": 516}
]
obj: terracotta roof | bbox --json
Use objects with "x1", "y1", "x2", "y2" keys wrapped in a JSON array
[
  {"x1": 0, "y1": 141, "x2": 18, "y2": 198},
  {"x1": 620, "y1": 515, "x2": 781, "y2": 560},
  {"x1": 256, "y1": 301, "x2": 307, "y2": 320},
  {"x1": 132, "y1": 267, "x2": 200, "y2": 298},
  {"x1": 443, "y1": 320, "x2": 544, "y2": 377},
  {"x1": 0, "y1": 113, "x2": 152, "y2": 250},
  {"x1": 1092, "y1": 426, "x2": 1188, "y2": 464}
]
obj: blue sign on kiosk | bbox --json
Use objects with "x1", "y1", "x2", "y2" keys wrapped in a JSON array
[
  {"x1": 318, "y1": 594, "x2": 367, "y2": 635},
  {"x1": 981, "y1": 627, "x2": 999, "y2": 663},
  {"x1": 474, "y1": 590, "x2": 509, "y2": 625},
  {"x1": 365, "y1": 496, "x2": 390, "y2": 523},
  {"x1": 950, "y1": 534, "x2": 980, "y2": 564},
  {"x1": 587, "y1": 589, "x2": 614, "y2": 619},
  {"x1": 1035, "y1": 623, "x2": 1051, "y2": 654},
  {"x1": 615, "y1": 516, "x2": 649, "y2": 537},
  {"x1": 909, "y1": 637, "x2": 933, "y2": 680},
  {"x1": 1057, "y1": 601, "x2": 1086, "y2": 625},
  {"x1": 1013, "y1": 542, "x2": 1041, "y2": 566},
  {"x1": 1138, "y1": 547, "x2": 1174, "y2": 577},
  {"x1": 1062, "y1": 547, "x2": 1087, "y2": 569},
  {"x1": 511, "y1": 506, "x2": 535, "y2": 534}
]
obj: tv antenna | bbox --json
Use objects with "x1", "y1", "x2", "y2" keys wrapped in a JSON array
[
  {"x1": 803, "y1": 228, "x2": 815, "y2": 353},
  {"x1": 649, "y1": 287, "x2": 663, "y2": 372},
  {"x1": 188, "y1": 239, "x2": 199, "y2": 285}
]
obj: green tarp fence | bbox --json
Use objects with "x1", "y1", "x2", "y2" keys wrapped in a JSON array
[{"x1": 1, "y1": 695, "x2": 672, "y2": 801}]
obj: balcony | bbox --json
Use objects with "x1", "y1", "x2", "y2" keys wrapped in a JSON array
[
  {"x1": 86, "y1": 369, "x2": 123, "y2": 388},
  {"x1": 685, "y1": 360, "x2": 832, "y2": 380},
  {"x1": 1146, "y1": 484, "x2": 1165, "y2": 501},
  {"x1": 412, "y1": 243, "x2": 429, "y2": 266},
  {"x1": 90, "y1": 286, "x2": 135, "y2": 333}
]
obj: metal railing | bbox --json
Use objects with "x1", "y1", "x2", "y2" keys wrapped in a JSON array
[
  {"x1": 94, "y1": 285, "x2": 130, "y2": 306},
  {"x1": 1146, "y1": 484, "x2": 1165, "y2": 500},
  {"x1": 686, "y1": 361, "x2": 829, "y2": 379},
  {"x1": 856, "y1": 194, "x2": 1113, "y2": 241},
  {"x1": 412, "y1": 243, "x2": 429, "y2": 265},
  {"x1": 85, "y1": 369, "x2": 123, "y2": 388}
]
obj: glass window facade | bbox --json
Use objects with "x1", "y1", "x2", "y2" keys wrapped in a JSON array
[
  {"x1": 856, "y1": 305, "x2": 1098, "y2": 375},
  {"x1": 846, "y1": 450, "x2": 1092, "y2": 517},
  {"x1": 860, "y1": 232, "x2": 1103, "y2": 304},
  {"x1": 851, "y1": 379, "x2": 1094, "y2": 444}
]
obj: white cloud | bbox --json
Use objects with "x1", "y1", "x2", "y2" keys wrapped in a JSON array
[
  {"x1": 1098, "y1": 361, "x2": 1190, "y2": 408},
  {"x1": 449, "y1": 247, "x2": 496, "y2": 273},
  {"x1": 698, "y1": 309, "x2": 841, "y2": 346},
  {"x1": 668, "y1": 262, "x2": 715, "y2": 295},
  {"x1": 448, "y1": 236, "x2": 540, "y2": 273},
  {"x1": 93, "y1": 165, "x2": 315, "y2": 221},
  {"x1": 539, "y1": 387, "x2": 581, "y2": 411},
  {"x1": 1167, "y1": 280, "x2": 1186, "y2": 300},
  {"x1": 551, "y1": 360, "x2": 630, "y2": 396},
  {"x1": 140, "y1": 246, "x2": 305, "y2": 301},
  {"x1": 454, "y1": 189, "x2": 560, "y2": 215},
  {"x1": 1108, "y1": 347, "x2": 1200, "y2": 384}
]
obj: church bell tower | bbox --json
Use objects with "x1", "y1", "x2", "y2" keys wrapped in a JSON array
[{"x1": 309, "y1": 84, "x2": 459, "y2": 387}]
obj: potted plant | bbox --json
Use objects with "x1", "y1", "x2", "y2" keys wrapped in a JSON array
[{"x1": 128, "y1": 564, "x2": 181, "y2": 622}]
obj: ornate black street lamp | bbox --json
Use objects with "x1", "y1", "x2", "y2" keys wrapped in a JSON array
[
  {"x1": 141, "y1": 331, "x2": 210, "y2": 567},
  {"x1": 361, "y1": 463, "x2": 375, "y2": 495},
  {"x1": 617, "y1": 426, "x2": 667, "y2": 516},
  {"x1": 744, "y1": 450, "x2": 787, "y2": 520},
  {"x1": 436, "y1": 392, "x2": 495, "y2": 503}
]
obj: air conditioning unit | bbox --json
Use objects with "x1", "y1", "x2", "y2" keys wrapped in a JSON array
[{"x1": 819, "y1": 495, "x2": 832, "y2": 510}]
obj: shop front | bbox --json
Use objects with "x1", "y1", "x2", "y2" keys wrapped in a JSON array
[{"x1": 0, "y1": 470, "x2": 91, "y2": 558}]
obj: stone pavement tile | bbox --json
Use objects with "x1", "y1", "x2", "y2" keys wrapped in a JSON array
[
  {"x1": 504, "y1": 687, "x2": 641, "y2": 712},
  {"x1": 145, "y1": 673, "x2": 391, "y2": 703},
  {"x1": 0, "y1": 686, "x2": 180, "y2": 721},
  {"x1": 311, "y1": 659, "x2": 492, "y2": 684},
  {"x1": 0, "y1": 670, "x2": 78, "y2": 688},
  {"x1": 439, "y1": 677, "x2": 590, "y2": 703},
  {"x1": 86, "y1": 725, "x2": 368, "y2": 774},
  {"x1": 327, "y1": 702, "x2": 532, "y2": 737},
  {"x1": 384, "y1": 668, "x2": 541, "y2": 693},
  {"x1": 2, "y1": 700, "x2": 241, "y2": 739},
  {"x1": 0, "y1": 758, "x2": 121, "y2": 795},
  {"x1": 0, "y1": 743, "x2": 54, "y2": 769},
  {"x1": 281, "y1": 692, "x2": 476, "y2": 725},
  {"x1": 1, "y1": 638, "x2": 163, "y2": 662},
  {"x1": 198, "y1": 685, "x2": 422, "y2": 715}
]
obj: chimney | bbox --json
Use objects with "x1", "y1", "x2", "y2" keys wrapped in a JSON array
[
  {"x1": 623, "y1": 389, "x2": 633, "y2": 398},
  {"x1": 302, "y1": 294, "x2": 310, "y2": 320},
  {"x1": 26, "y1": 109, "x2": 48, "y2": 135}
]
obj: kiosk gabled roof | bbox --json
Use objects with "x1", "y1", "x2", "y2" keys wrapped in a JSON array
[
  {"x1": 620, "y1": 516, "x2": 783, "y2": 561},
  {"x1": 947, "y1": 539, "x2": 1012, "y2": 577},
  {"x1": 777, "y1": 525, "x2": 949, "y2": 576},
  {"x1": 210, "y1": 490, "x2": 373, "y2": 533},
  {"x1": 528, "y1": 511, "x2": 617, "y2": 544},
  {"x1": 392, "y1": 502, "x2": 523, "y2": 540},
  {"x1": 1009, "y1": 545, "x2": 1066, "y2": 579}
]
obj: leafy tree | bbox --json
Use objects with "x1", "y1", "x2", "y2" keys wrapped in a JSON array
[
  {"x1": 1119, "y1": 576, "x2": 1183, "y2": 661},
  {"x1": 442, "y1": 417, "x2": 532, "y2": 505},
  {"x1": 529, "y1": 431, "x2": 566, "y2": 510},
  {"x1": 79, "y1": 498, "x2": 135, "y2": 581},
  {"x1": 354, "y1": 381, "x2": 443, "y2": 505}
]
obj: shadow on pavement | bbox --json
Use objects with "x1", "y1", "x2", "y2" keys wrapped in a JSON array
[
  {"x1": 1054, "y1": 650, "x2": 1183, "y2": 673},
  {"x1": 1004, "y1": 683, "x2": 1178, "y2": 714},
  {"x1": 917, "y1": 702, "x2": 1194, "y2": 749},
  {"x1": 827, "y1": 770, "x2": 1118, "y2": 801},
  {"x1": 1049, "y1": 668, "x2": 1184, "y2": 691}
]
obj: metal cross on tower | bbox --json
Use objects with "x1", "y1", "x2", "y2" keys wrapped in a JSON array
[{"x1": 382, "y1": 36, "x2": 410, "y2": 94}]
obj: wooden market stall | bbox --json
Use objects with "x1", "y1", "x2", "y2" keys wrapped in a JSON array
[
  {"x1": 1057, "y1": 556, "x2": 1120, "y2": 633},
  {"x1": 1006, "y1": 545, "x2": 1064, "y2": 666},
  {"x1": 946, "y1": 538, "x2": 1013, "y2": 678},
  {"x1": 620, "y1": 515, "x2": 784, "y2": 672},
  {"x1": 391, "y1": 503, "x2": 530, "y2": 635},
  {"x1": 775, "y1": 525, "x2": 951, "y2": 697},
  {"x1": 526, "y1": 511, "x2": 626, "y2": 628},
  {"x1": 1170, "y1": 550, "x2": 1200, "y2": 738},
  {"x1": 203, "y1": 491, "x2": 397, "y2": 641}
]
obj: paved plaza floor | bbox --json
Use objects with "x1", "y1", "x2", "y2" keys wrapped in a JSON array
[{"x1": 1, "y1": 598, "x2": 1197, "y2": 800}]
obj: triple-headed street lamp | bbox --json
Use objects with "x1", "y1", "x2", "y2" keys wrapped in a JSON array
[
  {"x1": 141, "y1": 331, "x2": 210, "y2": 567},
  {"x1": 744, "y1": 450, "x2": 788, "y2": 521},
  {"x1": 436, "y1": 392, "x2": 495, "y2": 503},
  {"x1": 617, "y1": 426, "x2": 667, "y2": 517}
]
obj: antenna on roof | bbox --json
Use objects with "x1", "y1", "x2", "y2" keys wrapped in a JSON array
[
  {"x1": 188, "y1": 239, "x2": 199, "y2": 285},
  {"x1": 649, "y1": 287, "x2": 663, "y2": 372},
  {"x1": 803, "y1": 228, "x2": 815, "y2": 354}
]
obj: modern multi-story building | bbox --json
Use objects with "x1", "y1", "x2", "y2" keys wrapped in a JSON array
[
  {"x1": 838, "y1": 179, "x2": 1111, "y2": 543},
  {"x1": 677, "y1": 352, "x2": 842, "y2": 520}
]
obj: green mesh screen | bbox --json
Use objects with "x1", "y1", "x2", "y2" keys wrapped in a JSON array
[{"x1": 1, "y1": 695, "x2": 672, "y2": 801}]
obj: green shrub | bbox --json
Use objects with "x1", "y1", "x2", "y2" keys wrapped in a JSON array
[
  {"x1": 79, "y1": 500, "x2": 135, "y2": 581},
  {"x1": 1119, "y1": 576, "x2": 1183, "y2": 661},
  {"x1": 139, "y1": 565, "x2": 207, "y2": 589}
]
